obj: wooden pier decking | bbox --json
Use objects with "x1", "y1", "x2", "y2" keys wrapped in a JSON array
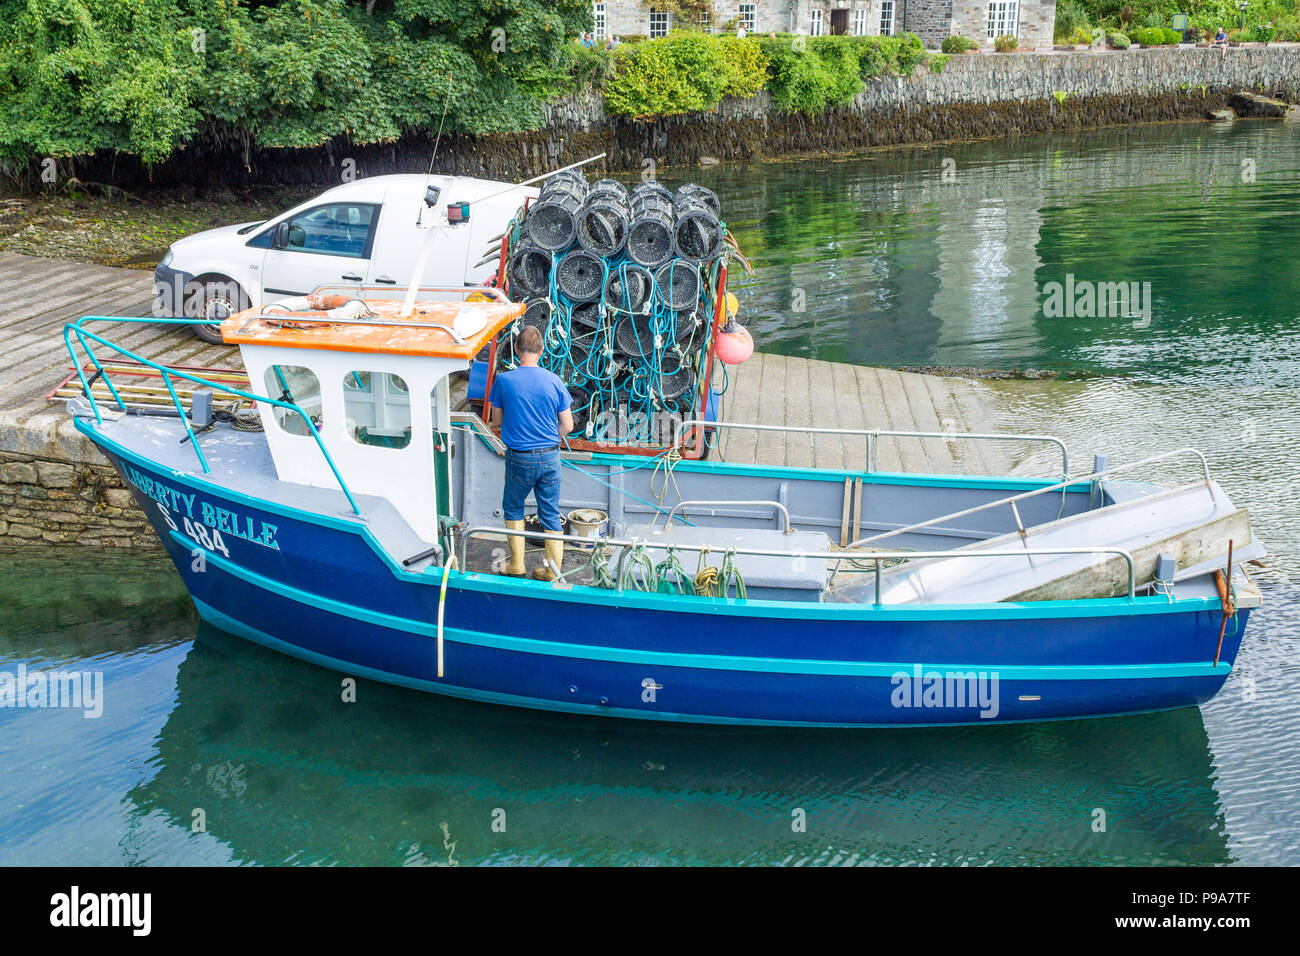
[{"x1": 0, "y1": 251, "x2": 1018, "y2": 475}]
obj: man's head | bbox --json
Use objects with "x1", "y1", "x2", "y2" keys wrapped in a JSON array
[{"x1": 516, "y1": 325, "x2": 543, "y2": 361}]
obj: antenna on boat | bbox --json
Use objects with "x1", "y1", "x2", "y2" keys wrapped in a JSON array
[
  {"x1": 417, "y1": 75, "x2": 455, "y2": 229},
  {"x1": 399, "y1": 153, "x2": 608, "y2": 318}
]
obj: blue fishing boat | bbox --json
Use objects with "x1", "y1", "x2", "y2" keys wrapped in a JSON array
[{"x1": 58, "y1": 275, "x2": 1261, "y2": 727}]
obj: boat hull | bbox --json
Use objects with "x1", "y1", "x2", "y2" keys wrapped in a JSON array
[{"x1": 96, "y1": 437, "x2": 1248, "y2": 728}]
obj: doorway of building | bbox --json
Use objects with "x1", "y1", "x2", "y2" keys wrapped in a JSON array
[{"x1": 830, "y1": 9, "x2": 849, "y2": 33}]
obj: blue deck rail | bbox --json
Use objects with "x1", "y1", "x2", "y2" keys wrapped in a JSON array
[{"x1": 61, "y1": 316, "x2": 362, "y2": 517}]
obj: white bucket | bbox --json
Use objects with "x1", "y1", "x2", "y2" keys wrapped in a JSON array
[{"x1": 567, "y1": 508, "x2": 608, "y2": 550}]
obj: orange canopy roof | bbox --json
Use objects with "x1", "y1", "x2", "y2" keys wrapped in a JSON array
[{"x1": 221, "y1": 298, "x2": 524, "y2": 360}]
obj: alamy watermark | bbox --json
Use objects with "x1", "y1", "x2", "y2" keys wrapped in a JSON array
[
  {"x1": 1040, "y1": 273, "x2": 1153, "y2": 328},
  {"x1": 0, "y1": 664, "x2": 103, "y2": 718},
  {"x1": 890, "y1": 664, "x2": 1000, "y2": 719}
]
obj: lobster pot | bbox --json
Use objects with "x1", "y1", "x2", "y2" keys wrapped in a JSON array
[
  {"x1": 604, "y1": 263, "x2": 654, "y2": 314},
  {"x1": 656, "y1": 364, "x2": 696, "y2": 402},
  {"x1": 542, "y1": 168, "x2": 588, "y2": 195},
  {"x1": 570, "y1": 300, "x2": 601, "y2": 331},
  {"x1": 654, "y1": 259, "x2": 701, "y2": 311},
  {"x1": 555, "y1": 249, "x2": 605, "y2": 302},
  {"x1": 527, "y1": 178, "x2": 587, "y2": 251},
  {"x1": 630, "y1": 181, "x2": 673, "y2": 205},
  {"x1": 673, "y1": 198, "x2": 724, "y2": 262},
  {"x1": 520, "y1": 299, "x2": 551, "y2": 335},
  {"x1": 567, "y1": 386, "x2": 592, "y2": 431},
  {"x1": 672, "y1": 309, "x2": 704, "y2": 349},
  {"x1": 507, "y1": 244, "x2": 552, "y2": 299},
  {"x1": 673, "y1": 183, "x2": 721, "y2": 216},
  {"x1": 626, "y1": 194, "x2": 676, "y2": 269},
  {"x1": 614, "y1": 312, "x2": 656, "y2": 357},
  {"x1": 576, "y1": 193, "x2": 630, "y2": 258},
  {"x1": 588, "y1": 179, "x2": 629, "y2": 202}
]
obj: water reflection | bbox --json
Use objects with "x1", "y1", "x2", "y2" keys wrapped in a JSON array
[
  {"x1": 700, "y1": 122, "x2": 1300, "y2": 382},
  {"x1": 122, "y1": 623, "x2": 1231, "y2": 867}
]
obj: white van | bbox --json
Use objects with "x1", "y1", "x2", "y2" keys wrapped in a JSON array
[{"x1": 154, "y1": 174, "x2": 537, "y2": 343}]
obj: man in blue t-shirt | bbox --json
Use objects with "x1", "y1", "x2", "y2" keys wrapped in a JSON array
[{"x1": 489, "y1": 326, "x2": 573, "y2": 580}]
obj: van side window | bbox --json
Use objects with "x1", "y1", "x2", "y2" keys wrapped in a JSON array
[
  {"x1": 284, "y1": 203, "x2": 378, "y2": 259},
  {"x1": 263, "y1": 365, "x2": 323, "y2": 436},
  {"x1": 344, "y1": 371, "x2": 412, "y2": 449}
]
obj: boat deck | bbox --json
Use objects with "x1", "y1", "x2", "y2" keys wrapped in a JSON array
[{"x1": 0, "y1": 252, "x2": 1023, "y2": 476}]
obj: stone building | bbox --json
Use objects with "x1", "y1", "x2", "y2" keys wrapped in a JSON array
[{"x1": 588, "y1": 1, "x2": 1056, "y2": 50}]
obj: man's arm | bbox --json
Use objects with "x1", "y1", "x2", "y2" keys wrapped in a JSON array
[{"x1": 558, "y1": 409, "x2": 574, "y2": 438}]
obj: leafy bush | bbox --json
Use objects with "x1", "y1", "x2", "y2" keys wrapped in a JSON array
[
  {"x1": 1070, "y1": 26, "x2": 1098, "y2": 44},
  {"x1": 716, "y1": 35, "x2": 770, "y2": 98},
  {"x1": 1131, "y1": 26, "x2": 1180, "y2": 44},
  {"x1": 993, "y1": 34, "x2": 1019, "y2": 51},
  {"x1": 1142, "y1": 11, "x2": 1167, "y2": 27},
  {"x1": 604, "y1": 31, "x2": 728, "y2": 115},
  {"x1": 759, "y1": 34, "x2": 929, "y2": 114},
  {"x1": 1108, "y1": 31, "x2": 1132, "y2": 48},
  {"x1": 0, "y1": 0, "x2": 598, "y2": 164},
  {"x1": 941, "y1": 35, "x2": 981, "y2": 53},
  {"x1": 1055, "y1": 0, "x2": 1092, "y2": 40},
  {"x1": 1247, "y1": 22, "x2": 1280, "y2": 41}
]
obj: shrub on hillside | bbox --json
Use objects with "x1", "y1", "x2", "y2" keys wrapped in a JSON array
[{"x1": 1108, "y1": 31, "x2": 1132, "y2": 48}]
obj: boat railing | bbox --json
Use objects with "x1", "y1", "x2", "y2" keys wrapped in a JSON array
[
  {"x1": 61, "y1": 316, "x2": 363, "y2": 516},
  {"x1": 671, "y1": 419, "x2": 1071, "y2": 483},
  {"x1": 847, "y1": 447, "x2": 1213, "y2": 551},
  {"x1": 456, "y1": 525, "x2": 1138, "y2": 603},
  {"x1": 665, "y1": 499, "x2": 793, "y2": 533},
  {"x1": 246, "y1": 284, "x2": 513, "y2": 347}
]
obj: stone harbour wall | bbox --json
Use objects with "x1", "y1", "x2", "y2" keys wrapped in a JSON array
[
  {"x1": 53, "y1": 45, "x2": 1300, "y2": 190},
  {"x1": 0, "y1": 412, "x2": 155, "y2": 549}
]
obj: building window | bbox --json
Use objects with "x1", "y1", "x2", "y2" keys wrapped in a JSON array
[
  {"x1": 853, "y1": 8, "x2": 867, "y2": 35},
  {"x1": 738, "y1": 3, "x2": 756, "y2": 33},
  {"x1": 649, "y1": 8, "x2": 669, "y2": 38},
  {"x1": 879, "y1": 1, "x2": 896, "y2": 36},
  {"x1": 593, "y1": 3, "x2": 606, "y2": 40},
  {"x1": 986, "y1": 0, "x2": 1019, "y2": 39},
  {"x1": 810, "y1": 9, "x2": 823, "y2": 35}
]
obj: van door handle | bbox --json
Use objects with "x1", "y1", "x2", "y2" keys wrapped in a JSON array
[
  {"x1": 342, "y1": 272, "x2": 362, "y2": 282},
  {"x1": 374, "y1": 276, "x2": 397, "y2": 285}
]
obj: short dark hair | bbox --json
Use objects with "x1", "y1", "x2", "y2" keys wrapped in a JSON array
[{"x1": 516, "y1": 325, "x2": 543, "y2": 356}]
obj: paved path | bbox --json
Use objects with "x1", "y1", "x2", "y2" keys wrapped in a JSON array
[{"x1": 0, "y1": 252, "x2": 1024, "y2": 475}]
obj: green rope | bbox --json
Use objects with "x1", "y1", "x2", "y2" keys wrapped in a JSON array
[
  {"x1": 654, "y1": 547, "x2": 692, "y2": 595},
  {"x1": 619, "y1": 542, "x2": 658, "y2": 592},
  {"x1": 716, "y1": 547, "x2": 747, "y2": 600}
]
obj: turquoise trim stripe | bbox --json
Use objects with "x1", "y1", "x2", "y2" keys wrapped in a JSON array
[
  {"x1": 190, "y1": 597, "x2": 1212, "y2": 729},
  {"x1": 175, "y1": 530, "x2": 1231, "y2": 681},
  {"x1": 88, "y1": 418, "x2": 1216, "y2": 622}
]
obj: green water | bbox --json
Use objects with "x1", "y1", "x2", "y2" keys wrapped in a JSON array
[{"x1": 3, "y1": 122, "x2": 1299, "y2": 865}]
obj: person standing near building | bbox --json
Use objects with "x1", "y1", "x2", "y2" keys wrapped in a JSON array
[{"x1": 489, "y1": 326, "x2": 574, "y2": 580}]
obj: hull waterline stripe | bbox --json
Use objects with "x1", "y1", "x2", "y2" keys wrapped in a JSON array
[
  {"x1": 191, "y1": 597, "x2": 1207, "y2": 729},
  {"x1": 172, "y1": 530, "x2": 1232, "y2": 681}
]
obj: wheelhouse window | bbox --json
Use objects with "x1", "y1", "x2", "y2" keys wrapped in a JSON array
[
  {"x1": 987, "y1": 0, "x2": 1019, "y2": 38},
  {"x1": 343, "y1": 371, "x2": 412, "y2": 449},
  {"x1": 282, "y1": 203, "x2": 378, "y2": 259},
  {"x1": 879, "y1": 1, "x2": 896, "y2": 36},
  {"x1": 263, "y1": 365, "x2": 323, "y2": 436},
  {"x1": 738, "y1": 3, "x2": 756, "y2": 33},
  {"x1": 593, "y1": 3, "x2": 606, "y2": 40},
  {"x1": 810, "y1": 9, "x2": 824, "y2": 35},
  {"x1": 853, "y1": 8, "x2": 867, "y2": 35},
  {"x1": 649, "y1": 8, "x2": 669, "y2": 38}
]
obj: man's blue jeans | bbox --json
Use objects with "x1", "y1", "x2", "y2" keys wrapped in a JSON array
[{"x1": 502, "y1": 448, "x2": 562, "y2": 530}]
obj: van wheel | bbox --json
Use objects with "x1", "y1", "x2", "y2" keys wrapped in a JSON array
[{"x1": 188, "y1": 277, "x2": 249, "y2": 344}]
